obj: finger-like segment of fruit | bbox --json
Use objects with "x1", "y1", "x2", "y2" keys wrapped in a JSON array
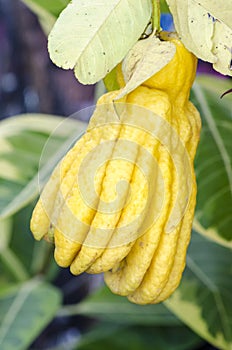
[
  {"x1": 30, "y1": 138, "x2": 86, "y2": 241},
  {"x1": 151, "y1": 106, "x2": 201, "y2": 304},
  {"x1": 91, "y1": 88, "x2": 172, "y2": 274},
  {"x1": 104, "y1": 152, "x2": 171, "y2": 294},
  {"x1": 87, "y1": 91, "x2": 173, "y2": 275},
  {"x1": 127, "y1": 218, "x2": 181, "y2": 304},
  {"x1": 69, "y1": 157, "x2": 136, "y2": 274},
  {"x1": 70, "y1": 117, "x2": 148, "y2": 275},
  {"x1": 30, "y1": 166, "x2": 61, "y2": 241},
  {"x1": 104, "y1": 87, "x2": 174, "y2": 293},
  {"x1": 152, "y1": 179, "x2": 197, "y2": 304},
  {"x1": 124, "y1": 111, "x2": 191, "y2": 302},
  {"x1": 53, "y1": 126, "x2": 114, "y2": 267},
  {"x1": 46, "y1": 132, "x2": 96, "y2": 239},
  {"x1": 86, "y1": 168, "x2": 150, "y2": 273},
  {"x1": 87, "y1": 128, "x2": 156, "y2": 274},
  {"x1": 105, "y1": 37, "x2": 201, "y2": 303},
  {"x1": 54, "y1": 122, "x2": 123, "y2": 267},
  {"x1": 31, "y1": 91, "x2": 123, "y2": 263}
]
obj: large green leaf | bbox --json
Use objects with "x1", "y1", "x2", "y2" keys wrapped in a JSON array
[
  {"x1": 165, "y1": 232, "x2": 232, "y2": 350},
  {"x1": 0, "y1": 203, "x2": 59, "y2": 286},
  {"x1": 60, "y1": 287, "x2": 202, "y2": 350},
  {"x1": 0, "y1": 279, "x2": 61, "y2": 350},
  {"x1": 166, "y1": 1, "x2": 232, "y2": 76},
  {"x1": 77, "y1": 322, "x2": 202, "y2": 350},
  {"x1": 0, "y1": 215, "x2": 30, "y2": 283},
  {"x1": 9, "y1": 205, "x2": 57, "y2": 280},
  {"x1": 48, "y1": 0, "x2": 152, "y2": 84},
  {"x1": 0, "y1": 114, "x2": 86, "y2": 219},
  {"x1": 192, "y1": 76, "x2": 232, "y2": 246},
  {"x1": 59, "y1": 286, "x2": 181, "y2": 326}
]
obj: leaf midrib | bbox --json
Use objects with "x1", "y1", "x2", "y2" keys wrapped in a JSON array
[
  {"x1": 0, "y1": 279, "x2": 41, "y2": 345},
  {"x1": 193, "y1": 83, "x2": 232, "y2": 200}
]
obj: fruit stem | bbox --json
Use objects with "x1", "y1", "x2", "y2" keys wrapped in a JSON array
[{"x1": 152, "y1": 0, "x2": 161, "y2": 33}]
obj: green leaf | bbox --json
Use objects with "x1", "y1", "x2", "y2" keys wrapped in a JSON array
[
  {"x1": 165, "y1": 232, "x2": 232, "y2": 350},
  {"x1": 0, "y1": 279, "x2": 61, "y2": 350},
  {"x1": 191, "y1": 77, "x2": 232, "y2": 245},
  {"x1": 48, "y1": 0, "x2": 152, "y2": 84},
  {"x1": 0, "y1": 204, "x2": 58, "y2": 284},
  {"x1": 60, "y1": 287, "x2": 202, "y2": 350},
  {"x1": 0, "y1": 215, "x2": 30, "y2": 283},
  {"x1": 195, "y1": 75, "x2": 232, "y2": 102},
  {"x1": 0, "y1": 114, "x2": 86, "y2": 219},
  {"x1": 115, "y1": 35, "x2": 176, "y2": 99},
  {"x1": 59, "y1": 286, "x2": 181, "y2": 326},
  {"x1": 9, "y1": 205, "x2": 55, "y2": 279},
  {"x1": 78, "y1": 322, "x2": 202, "y2": 350},
  {"x1": 104, "y1": 66, "x2": 120, "y2": 92},
  {"x1": 166, "y1": 0, "x2": 232, "y2": 76},
  {"x1": 0, "y1": 218, "x2": 12, "y2": 252}
]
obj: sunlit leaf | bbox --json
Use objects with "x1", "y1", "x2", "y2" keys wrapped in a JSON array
[
  {"x1": 198, "y1": 0, "x2": 231, "y2": 28},
  {"x1": 166, "y1": 0, "x2": 232, "y2": 76},
  {"x1": 48, "y1": 0, "x2": 152, "y2": 84}
]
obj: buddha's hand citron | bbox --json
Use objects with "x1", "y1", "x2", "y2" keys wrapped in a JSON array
[{"x1": 30, "y1": 32, "x2": 201, "y2": 304}]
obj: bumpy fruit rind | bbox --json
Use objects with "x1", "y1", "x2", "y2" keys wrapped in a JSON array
[{"x1": 30, "y1": 32, "x2": 201, "y2": 304}]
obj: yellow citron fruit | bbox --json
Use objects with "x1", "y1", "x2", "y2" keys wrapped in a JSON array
[{"x1": 30, "y1": 32, "x2": 201, "y2": 304}]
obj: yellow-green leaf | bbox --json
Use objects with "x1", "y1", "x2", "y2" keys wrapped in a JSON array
[
  {"x1": 48, "y1": 0, "x2": 152, "y2": 84},
  {"x1": 166, "y1": 0, "x2": 232, "y2": 76},
  {"x1": 198, "y1": 0, "x2": 231, "y2": 28}
]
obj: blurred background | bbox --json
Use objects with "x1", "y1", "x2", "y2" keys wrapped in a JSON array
[{"x1": 0, "y1": 0, "x2": 95, "y2": 119}]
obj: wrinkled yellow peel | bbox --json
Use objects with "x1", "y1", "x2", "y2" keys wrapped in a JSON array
[{"x1": 30, "y1": 33, "x2": 201, "y2": 304}]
